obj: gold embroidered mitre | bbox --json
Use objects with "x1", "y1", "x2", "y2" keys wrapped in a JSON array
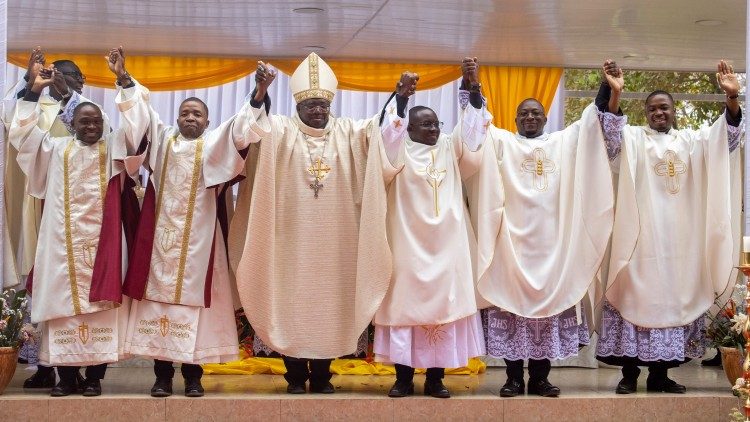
[{"x1": 290, "y1": 53, "x2": 337, "y2": 103}]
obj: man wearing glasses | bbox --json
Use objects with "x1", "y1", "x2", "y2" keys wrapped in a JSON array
[{"x1": 372, "y1": 58, "x2": 489, "y2": 399}]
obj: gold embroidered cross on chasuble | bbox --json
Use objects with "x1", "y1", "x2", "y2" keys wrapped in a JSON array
[
  {"x1": 653, "y1": 149, "x2": 687, "y2": 195},
  {"x1": 521, "y1": 147, "x2": 556, "y2": 191}
]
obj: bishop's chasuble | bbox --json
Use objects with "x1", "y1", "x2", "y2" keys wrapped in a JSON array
[
  {"x1": 468, "y1": 104, "x2": 614, "y2": 321},
  {"x1": 605, "y1": 118, "x2": 739, "y2": 328},
  {"x1": 229, "y1": 106, "x2": 394, "y2": 359},
  {"x1": 123, "y1": 89, "x2": 259, "y2": 364},
  {"x1": 9, "y1": 85, "x2": 145, "y2": 366}
]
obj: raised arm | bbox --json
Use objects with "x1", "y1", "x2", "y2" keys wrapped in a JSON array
[
  {"x1": 595, "y1": 60, "x2": 627, "y2": 161},
  {"x1": 11, "y1": 63, "x2": 58, "y2": 197},
  {"x1": 456, "y1": 57, "x2": 492, "y2": 154},
  {"x1": 716, "y1": 60, "x2": 743, "y2": 152},
  {"x1": 379, "y1": 71, "x2": 418, "y2": 164}
]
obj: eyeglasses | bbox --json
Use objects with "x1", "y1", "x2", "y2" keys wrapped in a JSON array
[
  {"x1": 61, "y1": 71, "x2": 86, "y2": 82},
  {"x1": 301, "y1": 104, "x2": 330, "y2": 112},
  {"x1": 418, "y1": 121, "x2": 444, "y2": 129}
]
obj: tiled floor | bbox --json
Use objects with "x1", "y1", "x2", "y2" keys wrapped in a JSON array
[{"x1": 0, "y1": 363, "x2": 742, "y2": 421}]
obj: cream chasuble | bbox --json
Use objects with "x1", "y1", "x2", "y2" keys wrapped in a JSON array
[
  {"x1": 124, "y1": 95, "x2": 256, "y2": 363},
  {"x1": 9, "y1": 86, "x2": 146, "y2": 365},
  {"x1": 468, "y1": 104, "x2": 614, "y2": 318},
  {"x1": 605, "y1": 118, "x2": 737, "y2": 328},
  {"x1": 230, "y1": 110, "x2": 392, "y2": 359}
]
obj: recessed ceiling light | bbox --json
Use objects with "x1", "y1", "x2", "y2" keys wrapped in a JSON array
[
  {"x1": 623, "y1": 53, "x2": 649, "y2": 61},
  {"x1": 695, "y1": 19, "x2": 725, "y2": 26},
  {"x1": 293, "y1": 7, "x2": 325, "y2": 14},
  {"x1": 302, "y1": 46, "x2": 326, "y2": 52}
]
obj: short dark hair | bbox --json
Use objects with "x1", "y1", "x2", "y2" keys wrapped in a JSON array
[
  {"x1": 72, "y1": 101, "x2": 101, "y2": 119},
  {"x1": 180, "y1": 97, "x2": 209, "y2": 115},
  {"x1": 516, "y1": 98, "x2": 545, "y2": 114},
  {"x1": 52, "y1": 59, "x2": 79, "y2": 72},
  {"x1": 408, "y1": 105, "x2": 434, "y2": 120},
  {"x1": 645, "y1": 90, "x2": 675, "y2": 105}
]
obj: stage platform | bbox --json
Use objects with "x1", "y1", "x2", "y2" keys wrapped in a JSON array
[{"x1": 0, "y1": 364, "x2": 740, "y2": 421}]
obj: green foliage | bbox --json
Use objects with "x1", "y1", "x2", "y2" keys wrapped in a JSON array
[{"x1": 564, "y1": 68, "x2": 727, "y2": 129}]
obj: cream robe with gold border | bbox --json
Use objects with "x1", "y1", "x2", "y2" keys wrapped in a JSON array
[
  {"x1": 124, "y1": 97, "x2": 257, "y2": 364},
  {"x1": 605, "y1": 118, "x2": 737, "y2": 328},
  {"x1": 9, "y1": 86, "x2": 146, "y2": 365}
]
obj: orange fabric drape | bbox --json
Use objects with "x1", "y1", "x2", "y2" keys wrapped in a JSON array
[
  {"x1": 269, "y1": 60, "x2": 461, "y2": 91},
  {"x1": 7, "y1": 53, "x2": 258, "y2": 91},
  {"x1": 480, "y1": 66, "x2": 563, "y2": 130}
]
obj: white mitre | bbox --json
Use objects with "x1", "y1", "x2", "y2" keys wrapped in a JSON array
[{"x1": 290, "y1": 52, "x2": 338, "y2": 103}]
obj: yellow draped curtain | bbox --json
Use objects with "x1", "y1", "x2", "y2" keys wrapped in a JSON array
[{"x1": 8, "y1": 52, "x2": 562, "y2": 129}]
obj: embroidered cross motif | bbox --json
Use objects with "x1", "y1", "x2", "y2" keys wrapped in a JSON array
[
  {"x1": 418, "y1": 150, "x2": 447, "y2": 217},
  {"x1": 309, "y1": 178, "x2": 324, "y2": 198},
  {"x1": 521, "y1": 148, "x2": 556, "y2": 191},
  {"x1": 394, "y1": 119, "x2": 402, "y2": 129},
  {"x1": 654, "y1": 150, "x2": 687, "y2": 194}
]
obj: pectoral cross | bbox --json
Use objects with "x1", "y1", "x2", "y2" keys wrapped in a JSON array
[
  {"x1": 521, "y1": 148, "x2": 556, "y2": 191},
  {"x1": 307, "y1": 157, "x2": 331, "y2": 198},
  {"x1": 653, "y1": 150, "x2": 687, "y2": 194},
  {"x1": 309, "y1": 178, "x2": 323, "y2": 198},
  {"x1": 421, "y1": 150, "x2": 447, "y2": 217}
]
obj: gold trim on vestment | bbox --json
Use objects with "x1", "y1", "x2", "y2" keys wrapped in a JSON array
[
  {"x1": 173, "y1": 137, "x2": 204, "y2": 304},
  {"x1": 63, "y1": 140, "x2": 82, "y2": 315},
  {"x1": 293, "y1": 88, "x2": 334, "y2": 103},
  {"x1": 309, "y1": 53, "x2": 319, "y2": 89},
  {"x1": 98, "y1": 140, "x2": 107, "y2": 200},
  {"x1": 62, "y1": 139, "x2": 108, "y2": 314}
]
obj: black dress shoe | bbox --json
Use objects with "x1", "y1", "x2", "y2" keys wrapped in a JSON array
[
  {"x1": 615, "y1": 377, "x2": 637, "y2": 394},
  {"x1": 286, "y1": 382, "x2": 306, "y2": 394},
  {"x1": 527, "y1": 378, "x2": 560, "y2": 397},
  {"x1": 23, "y1": 370, "x2": 56, "y2": 389},
  {"x1": 499, "y1": 378, "x2": 525, "y2": 397},
  {"x1": 184, "y1": 378, "x2": 204, "y2": 397},
  {"x1": 424, "y1": 380, "x2": 450, "y2": 398},
  {"x1": 388, "y1": 381, "x2": 414, "y2": 397},
  {"x1": 150, "y1": 377, "x2": 173, "y2": 397},
  {"x1": 310, "y1": 381, "x2": 335, "y2": 394},
  {"x1": 50, "y1": 381, "x2": 77, "y2": 397},
  {"x1": 75, "y1": 372, "x2": 86, "y2": 394},
  {"x1": 81, "y1": 379, "x2": 102, "y2": 397},
  {"x1": 647, "y1": 377, "x2": 686, "y2": 394}
]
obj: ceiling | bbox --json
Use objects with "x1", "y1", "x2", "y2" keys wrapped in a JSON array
[{"x1": 7, "y1": 0, "x2": 747, "y2": 71}]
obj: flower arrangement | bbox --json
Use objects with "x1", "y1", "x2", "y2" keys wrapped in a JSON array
[
  {"x1": 706, "y1": 299, "x2": 747, "y2": 351},
  {"x1": 0, "y1": 289, "x2": 28, "y2": 348}
]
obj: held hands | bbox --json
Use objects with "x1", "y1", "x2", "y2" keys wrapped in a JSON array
[
  {"x1": 396, "y1": 71, "x2": 419, "y2": 98},
  {"x1": 25, "y1": 47, "x2": 46, "y2": 89},
  {"x1": 717, "y1": 60, "x2": 740, "y2": 98},
  {"x1": 255, "y1": 61, "x2": 277, "y2": 94},
  {"x1": 461, "y1": 57, "x2": 479, "y2": 87},
  {"x1": 29, "y1": 62, "x2": 55, "y2": 94},
  {"x1": 602, "y1": 59, "x2": 624, "y2": 92},
  {"x1": 106, "y1": 46, "x2": 130, "y2": 82}
]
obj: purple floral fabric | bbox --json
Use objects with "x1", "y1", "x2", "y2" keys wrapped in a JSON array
[
  {"x1": 484, "y1": 306, "x2": 589, "y2": 361},
  {"x1": 595, "y1": 300, "x2": 705, "y2": 361}
]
